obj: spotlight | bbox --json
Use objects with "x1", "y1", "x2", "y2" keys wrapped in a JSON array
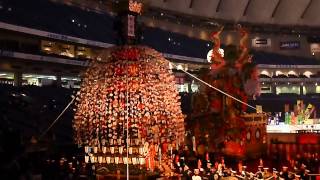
[{"x1": 177, "y1": 64, "x2": 183, "y2": 70}]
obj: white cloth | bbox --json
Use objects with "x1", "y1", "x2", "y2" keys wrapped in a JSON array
[{"x1": 192, "y1": 175, "x2": 202, "y2": 180}]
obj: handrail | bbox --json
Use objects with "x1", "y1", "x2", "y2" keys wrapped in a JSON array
[{"x1": 308, "y1": 174, "x2": 320, "y2": 176}]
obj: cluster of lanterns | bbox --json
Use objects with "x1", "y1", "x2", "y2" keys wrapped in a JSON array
[
  {"x1": 73, "y1": 46, "x2": 185, "y2": 171},
  {"x1": 83, "y1": 145, "x2": 147, "y2": 165}
]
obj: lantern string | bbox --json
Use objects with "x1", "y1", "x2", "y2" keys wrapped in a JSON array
[
  {"x1": 125, "y1": 62, "x2": 130, "y2": 180},
  {"x1": 39, "y1": 96, "x2": 75, "y2": 139}
]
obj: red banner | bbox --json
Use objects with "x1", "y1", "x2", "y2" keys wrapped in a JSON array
[{"x1": 297, "y1": 134, "x2": 319, "y2": 144}]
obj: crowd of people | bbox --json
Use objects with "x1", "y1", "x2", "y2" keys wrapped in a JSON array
[
  {"x1": 169, "y1": 150, "x2": 319, "y2": 180},
  {"x1": 1, "y1": 149, "x2": 318, "y2": 180}
]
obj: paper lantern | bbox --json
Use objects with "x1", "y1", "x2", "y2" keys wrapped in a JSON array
[
  {"x1": 98, "y1": 156, "x2": 103, "y2": 164},
  {"x1": 139, "y1": 157, "x2": 145, "y2": 165},
  {"x1": 115, "y1": 157, "x2": 119, "y2": 164},
  {"x1": 132, "y1": 157, "x2": 137, "y2": 165},
  {"x1": 90, "y1": 156, "x2": 95, "y2": 163},
  {"x1": 85, "y1": 146, "x2": 89, "y2": 153},
  {"x1": 119, "y1": 147, "x2": 123, "y2": 154},
  {"x1": 85, "y1": 156, "x2": 89, "y2": 163},
  {"x1": 93, "y1": 146, "x2": 98, "y2": 153},
  {"x1": 106, "y1": 157, "x2": 111, "y2": 164}
]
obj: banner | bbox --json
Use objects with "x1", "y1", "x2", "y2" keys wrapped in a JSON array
[
  {"x1": 127, "y1": 14, "x2": 135, "y2": 37},
  {"x1": 192, "y1": 136, "x2": 196, "y2": 152},
  {"x1": 280, "y1": 41, "x2": 300, "y2": 50},
  {"x1": 310, "y1": 43, "x2": 320, "y2": 53},
  {"x1": 175, "y1": 77, "x2": 184, "y2": 84},
  {"x1": 252, "y1": 38, "x2": 271, "y2": 48},
  {"x1": 297, "y1": 100, "x2": 304, "y2": 114},
  {"x1": 304, "y1": 104, "x2": 315, "y2": 120},
  {"x1": 297, "y1": 134, "x2": 318, "y2": 144}
]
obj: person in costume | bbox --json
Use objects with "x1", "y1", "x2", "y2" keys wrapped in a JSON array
[
  {"x1": 192, "y1": 169, "x2": 202, "y2": 180},
  {"x1": 280, "y1": 166, "x2": 289, "y2": 180},
  {"x1": 173, "y1": 154, "x2": 182, "y2": 173},
  {"x1": 182, "y1": 165, "x2": 192, "y2": 180},
  {"x1": 145, "y1": 142, "x2": 156, "y2": 171},
  {"x1": 263, "y1": 168, "x2": 272, "y2": 179},
  {"x1": 217, "y1": 163, "x2": 223, "y2": 176},
  {"x1": 197, "y1": 158, "x2": 203, "y2": 170},
  {"x1": 298, "y1": 164, "x2": 307, "y2": 180},
  {"x1": 255, "y1": 166, "x2": 264, "y2": 179},
  {"x1": 208, "y1": 167, "x2": 217, "y2": 180},
  {"x1": 204, "y1": 152, "x2": 212, "y2": 172},
  {"x1": 294, "y1": 174, "x2": 301, "y2": 180},
  {"x1": 272, "y1": 169, "x2": 281, "y2": 180},
  {"x1": 238, "y1": 161, "x2": 243, "y2": 174}
]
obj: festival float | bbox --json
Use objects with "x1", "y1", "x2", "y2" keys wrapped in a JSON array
[
  {"x1": 73, "y1": 1, "x2": 185, "y2": 178},
  {"x1": 190, "y1": 25, "x2": 268, "y2": 159},
  {"x1": 73, "y1": 46, "x2": 185, "y2": 177}
]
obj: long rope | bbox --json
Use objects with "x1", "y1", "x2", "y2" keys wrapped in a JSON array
[
  {"x1": 39, "y1": 96, "x2": 75, "y2": 139},
  {"x1": 172, "y1": 64, "x2": 257, "y2": 111}
]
